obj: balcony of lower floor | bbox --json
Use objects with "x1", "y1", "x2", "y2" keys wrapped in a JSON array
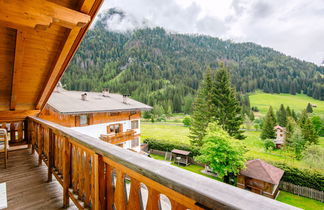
[{"x1": 0, "y1": 117, "x2": 299, "y2": 210}]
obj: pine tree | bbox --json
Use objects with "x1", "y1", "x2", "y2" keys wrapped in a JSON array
[
  {"x1": 260, "y1": 106, "x2": 276, "y2": 139},
  {"x1": 299, "y1": 110, "x2": 318, "y2": 144},
  {"x1": 211, "y1": 64, "x2": 245, "y2": 139},
  {"x1": 189, "y1": 70, "x2": 214, "y2": 146},
  {"x1": 276, "y1": 104, "x2": 287, "y2": 127},
  {"x1": 291, "y1": 109, "x2": 298, "y2": 121},
  {"x1": 190, "y1": 65, "x2": 245, "y2": 145},
  {"x1": 306, "y1": 103, "x2": 313, "y2": 113},
  {"x1": 286, "y1": 106, "x2": 292, "y2": 117}
]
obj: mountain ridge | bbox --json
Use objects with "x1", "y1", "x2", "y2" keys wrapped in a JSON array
[{"x1": 61, "y1": 9, "x2": 324, "y2": 113}]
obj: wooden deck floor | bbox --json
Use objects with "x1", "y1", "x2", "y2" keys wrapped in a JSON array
[{"x1": 0, "y1": 149, "x2": 77, "y2": 210}]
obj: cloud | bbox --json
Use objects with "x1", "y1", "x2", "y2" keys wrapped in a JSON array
[{"x1": 97, "y1": 0, "x2": 324, "y2": 65}]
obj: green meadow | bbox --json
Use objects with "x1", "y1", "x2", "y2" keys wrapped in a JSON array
[{"x1": 249, "y1": 92, "x2": 324, "y2": 116}]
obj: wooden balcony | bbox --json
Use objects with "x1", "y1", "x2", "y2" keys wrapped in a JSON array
[
  {"x1": 0, "y1": 117, "x2": 298, "y2": 210},
  {"x1": 99, "y1": 130, "x2": 137, "y2": 144}
]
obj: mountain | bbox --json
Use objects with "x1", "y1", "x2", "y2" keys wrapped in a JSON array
[{"x1": 61, "y1": 9, "x2": 324, "y2": 113}]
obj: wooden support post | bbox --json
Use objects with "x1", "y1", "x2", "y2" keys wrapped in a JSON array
[
  {"x1": 38, "y1": 127, "x2": 43, "y2": 166},
  {"x1": 24, "y1": 119, "x2": 29, "y2": 146},
  {"x1": 10, "y1": 122, "x2": 16, "y2": 143},
  {"x1": 93, "y1": 154, "x2": 102, "y2": 210},
  {"x1": 62, "y1": 137, "x2": 71, "y2": 208},
  {"x1": 47, "y1": 129, "x2": 53, "y2": 182}
]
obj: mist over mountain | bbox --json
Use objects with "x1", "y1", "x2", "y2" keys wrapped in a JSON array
[{"x1": 62, "y1": 9, "x2": 324, "y2": 112}]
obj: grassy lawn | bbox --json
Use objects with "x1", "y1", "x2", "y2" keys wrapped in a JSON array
[
  {"x1": 141, "y1": 123, "x2": 190, "y2": 144},
  {"x1": 276, "y1": 191, "x2": 324, "y2": 210},
  {"x1": 249, "y1": 92, "x2": 324, "y2": 116},
  {"x1": 150, "y1": 154, "x2": 221, "y2": 180},
  {"x1": 142, "y1": 123, "x2": 324, "y2": 172}
]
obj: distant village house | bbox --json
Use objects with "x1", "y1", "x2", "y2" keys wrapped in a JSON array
[
  {"x1": 39, "y1": 86, "x2": 152, "y2": 152},
  {"x1": 274, "y1": 125, "x2": 286, "y2": 149}
]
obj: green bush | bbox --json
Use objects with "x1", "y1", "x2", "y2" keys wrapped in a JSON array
[
  {"x1": 264, "y1": 139, "x2": 275, "y2": 151},
  {"x1": 144, "y1": 138, "x2": 200, "y2": 157},
  {"x1": 182, "y1": 116, "x2": 191, "y2": 127}
]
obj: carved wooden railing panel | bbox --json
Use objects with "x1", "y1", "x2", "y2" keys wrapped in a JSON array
[{"x1": 28, "y1": 116, "x2": 297, "y2": 210}]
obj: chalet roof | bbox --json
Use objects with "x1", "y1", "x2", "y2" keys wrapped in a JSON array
[
  {"x1": 47, "y1": 88, "x2": 152, "y2": 114},
  {"x1": 239, "y1": 159, "x2": 284, "y2": 184},
  {"x1": 274, "y1": 125, "x2": 285, "y2": 131},
  {"x1": 171, "y1": 149, "x2": 191, "y2": 156}
]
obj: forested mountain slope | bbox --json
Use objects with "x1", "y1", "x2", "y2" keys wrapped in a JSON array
[{"x1": 62, "y1": 9, "x2": 324, "y2": 113}]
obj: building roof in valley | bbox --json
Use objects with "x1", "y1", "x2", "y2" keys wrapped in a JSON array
[
  {"x1": 171, "y1": 149, "x2": 191, "y2": 156},
  {"x1": 47, "y1": 88, "x2": 152, "y2": 114},
  {"x1": 239, "y1": 159, "x2": 284, "y2": 184}
]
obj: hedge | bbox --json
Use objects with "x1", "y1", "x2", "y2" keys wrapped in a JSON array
[
  {"x1": 270, "y1": 162, "x2": 324, "y2": 191},
  {"x1": 143, "y1": 138, "x2": 200, "y2": 157}
]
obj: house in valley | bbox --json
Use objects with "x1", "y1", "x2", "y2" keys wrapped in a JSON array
[
  {"x1": 274, "y1": 125, "x2": 286, "y2": 149},
  {"x1": 237, "y1": 159, "x2": 284, "y2": 199},
  {"x1": 39, "y1": 86, "x2": 152, "y2": 151}
]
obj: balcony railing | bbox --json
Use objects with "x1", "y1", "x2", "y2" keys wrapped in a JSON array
[
  {"x1": 27, "y1": 116, "x2": 297, "y2": 210},
  {"x1": 99, "y1": 130, "x2": 137, "y2": 144}
]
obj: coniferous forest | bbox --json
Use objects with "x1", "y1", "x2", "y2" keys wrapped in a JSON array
[{"x1": 61, "y1": 9, "x2": 324, "y2": 113}]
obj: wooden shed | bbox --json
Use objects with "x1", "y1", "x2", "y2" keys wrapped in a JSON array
[
  {"x1": 237, "y1": 159, "x2": 284, "y2": 199},
  {"x1": 171, "y1": 149, "x2": 191, "y2": 166}
]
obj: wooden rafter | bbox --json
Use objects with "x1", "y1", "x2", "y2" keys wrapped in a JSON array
[
  {"x1": 0, "y1": 110, "x2": 40, "y2": 121},
  {"x1": 0, "y1": 0, "x2": 91, "y2": 30},
  {"x1": 36, "y1": 0, "x2": 103, "y2": 110},
  {"x1": 10, "y1": 30, "x2": 25, "y2": 111}
]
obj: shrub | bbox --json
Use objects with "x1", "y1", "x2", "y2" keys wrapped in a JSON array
[
  {"x1": 182, "y1": 116, "x2": 191, "y2": 127},
  {"x1": 144, "y1": 138, "x2": 200, "y2": 157},
  {"x1": 264, "y1": 139, "x2": 275, "y2": 151}
]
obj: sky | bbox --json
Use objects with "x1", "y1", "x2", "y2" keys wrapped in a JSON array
[{"x1": 98, "y1": 0, "x2": 324, "y2": 65}]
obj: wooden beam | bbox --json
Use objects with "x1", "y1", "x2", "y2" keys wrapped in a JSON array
[
  {"x1": 10, "y1": 30, "x2": 25, "y2": 110},
  {"x1": 0, "y1": 110, "x2": 40, "y2": 121},
  {"x1": 36, "y1": 0, "x2": 103, "y2": 110},
  {"x1": 0, "y1": 0, "x2": 91, "y2": 30}
]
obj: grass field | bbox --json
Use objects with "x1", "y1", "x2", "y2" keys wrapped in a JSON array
[
  {"x1": 141, "y1": 123, "x2": 324, "y2": 171},
  {"x1": 141, "y1": 123, "x2": 190, "y2": 143},
  {"x1": 276, "y1": 191, "x2": 324, "y2": 210},
  {"x1": 249, "y1": 92, "x2": 324, "y2": 116}
]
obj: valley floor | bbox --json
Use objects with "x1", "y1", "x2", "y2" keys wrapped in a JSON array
[{"x1": 141, "y1": 122, "x2": 324, "y2": 209}]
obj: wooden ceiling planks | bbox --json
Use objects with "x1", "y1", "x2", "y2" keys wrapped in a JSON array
[
  {"x1": 0, "y1": 27, "x2": 16, "y2": 111},
  {"x1": 0, "y1": 0, "x2": 103, "y2": 120}
]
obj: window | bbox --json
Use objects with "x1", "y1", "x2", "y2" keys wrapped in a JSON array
[
  {"x1": 131, "y1": 120, "x2": 139, "y2": 129},
  {"x1": 80, "y1": 115, "x2": 88, "y2": 126},
  {"x1": 107, "y1": 123, "x2": 123, "y2": 133},
  {"x1": 131, "y1": 138, "x2": 139, "y2": 148}
]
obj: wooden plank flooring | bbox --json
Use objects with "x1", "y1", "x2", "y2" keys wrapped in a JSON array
[{"x1": 0, "y1": 149, "x2": 77, "y2": 210}]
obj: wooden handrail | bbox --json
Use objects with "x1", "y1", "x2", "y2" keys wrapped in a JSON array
[{"x1": 28, "y1": 116, "x2": 298, "y2": 210}]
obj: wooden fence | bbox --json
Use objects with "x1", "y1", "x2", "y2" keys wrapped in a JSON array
[
  {"x1": 280, "y1": 181, "x2": 324, "y2": 202},
  {"x1": 27, "y1": 116, "x2": 298, "y2": 210}
]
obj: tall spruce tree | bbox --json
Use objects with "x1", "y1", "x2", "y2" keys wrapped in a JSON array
[
  {"x1": 276, "y1": 104, "x2": 287, "y2": 127},
  {"x1": 189, "y1": 70, "x2": 214, "y2": 146},
  {"x1": 189, "y1": 65, "x2": 245, "y2": 146},
  {"x1": 211, "y1": 64, "x2": 245, "y2": 139},
  {"x1": 306, "y1": 103, "x2": 313, "y2": 113},
  {"x1": 261, "y1": 106, "x2": 277, "y2": 139},
  {"x1": 299, "y1": 111, "x2": 318, "y2": 144},
  {"x1": 286, "y1": 106, "x2": 292, "y2": 117}
]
